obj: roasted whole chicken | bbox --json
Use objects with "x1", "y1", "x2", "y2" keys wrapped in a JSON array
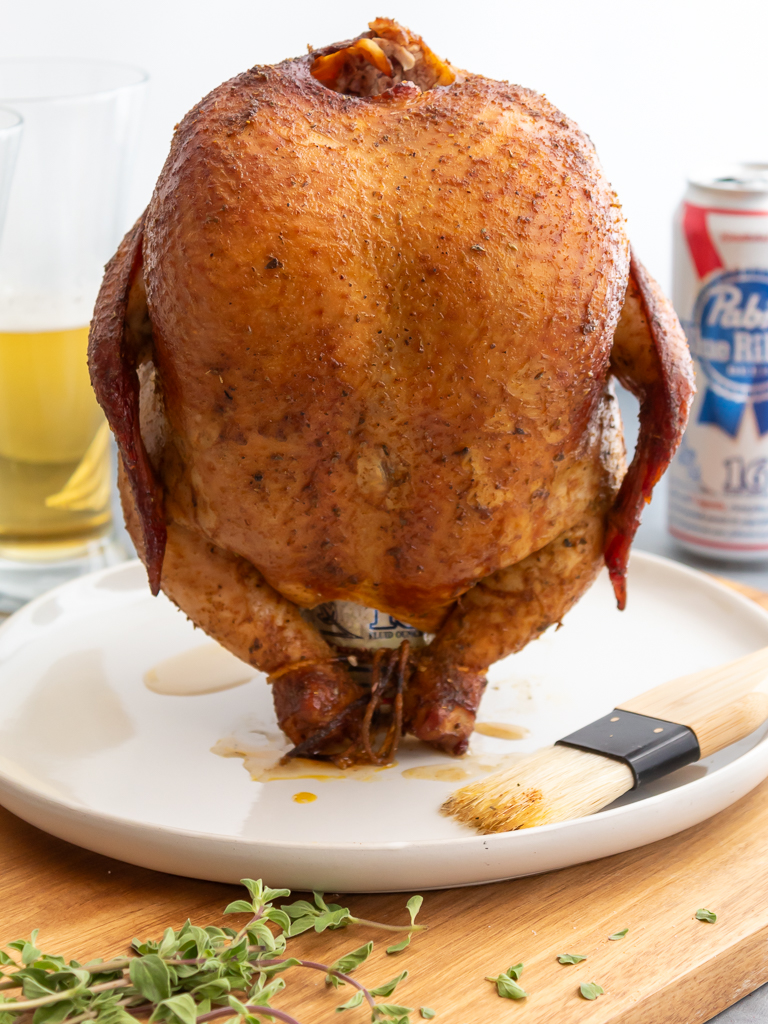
[{"x1": 90, "y1": 19, "x2": 694, "y2": 764}]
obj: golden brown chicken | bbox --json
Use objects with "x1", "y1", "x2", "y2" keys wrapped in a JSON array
[{"x1": 89, "y1": 19, "x2": 694, "y2": 763}]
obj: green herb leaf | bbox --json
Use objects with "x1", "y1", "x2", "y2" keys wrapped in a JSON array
[
  {"x1": 22, "y1": 974, "x2": 59, "y2": 1000},
  {"x1": 579, "y1": 982, "x2": 604, "y2": 1000},
  {"x1": 485, "y1": 974, "x2": 527, "y2": 1000},
  {"x1": 227, "y1": 995, "x2": 251, "y2": 1017},
  {"x1": 335, "y1": 991, "x2": 364, "y2": 1012},
  {"x1": 314, "y1": 908, "x2": 352, "y2": 933},
  {"x1": 280, "y1": 900, "x2": 318, "y2": 920},
  {"x1": 695, "y1": 908, "x2": 717, "y2": 923},
  {"x1": 262, "y1": 887, "x2": 291, "y2": 904},
  {"x1": 286, "y1": 915, "x2": 316, "y2": 937},
  {"x1": 326, "y1": 942, "x2": 374, "y2": 986},
  {"x1": 370, "y1": 971, "x2": 408, "y2": 998},
  {"x1": 0, "y1": 950, "x2": 15, "y2": 966},
  {"x1": 386, "y1": 936, "x2": 411, "y2": 955},
  {"x1": 406, "y1": 896, "x2": 423, "y2": 926},
  {"x1": 239, "y1": 880, "x2": 265, "y2": 905},
  {"x1": 557, "y1": 954, "x2": 587, "y2": 965},
  {"x1": 333, "y1": 942, "x2": 374, "y2": 975},
  {"x1": 248, "y1": 976, "x2": 285, "y2": 1006},
  {"x1": 373, "y1": 1005, "x2": 414, "y2": 1019},
  {"x1": 159, "y1": 993, "x2": 198, "y2": 1024},
  {"x1": 257, "y1": 957, "x2": 302, "y2": 978},
  {"x1": 33, "y1": 999, "x2": 76, "y2": 1024},
  {"x1": 95, "y1": 1001, "x2": 138, "y2": 1024},
  {"x1": 312, "y1": 891, "x2": 330, "y2": 913},
  {"x1": 608, "y1": 928, "x2": 628, "y2": 940},
  {"x1": 420, "y1": 1010, "x2": 436, "y2": 1020},
  {"x1": 263, "y1": 908, "x2": 291, "y2": 935},
  {"x1": 129, "y1": 954, "x2": 172, "y2": 1003},
  {"x1": 189, "y1": 977, "x2": 232, "y2": 1000},
  {"x1": 157, "y1": 928, "x2": 179, "y2": 959},
  {"x1": 506, "y1": 963, "x2": 524, "y2": 980},
  {"x1": 223, "y1": 901, "x2": 254, "y2": 915},
  {"x1": 21, "y1": 932, "x2": 42, "y2": 966},
  {"x1": 246, "y1": 920, "x2": 278, "y2": 952}
]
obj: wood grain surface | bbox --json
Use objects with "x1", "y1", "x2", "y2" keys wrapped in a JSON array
[{"x1": 2, "y1": 575, "x2": 768, "y2": 1024}]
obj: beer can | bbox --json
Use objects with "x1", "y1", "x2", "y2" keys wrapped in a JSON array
[
  {"x1": 306, "y1": 600, "x2": 427, "y2": 651},
  {"x1": 668, "y1": 163, "x2": 768, "y2": 560}
]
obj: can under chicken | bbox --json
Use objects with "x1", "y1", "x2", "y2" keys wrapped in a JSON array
[{"x1": 305, "y1": 600, "x2": 427, "y2": 651}]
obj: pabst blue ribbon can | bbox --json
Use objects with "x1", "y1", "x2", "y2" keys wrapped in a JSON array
[{"x1": 669, "y1": 164, "x2": 768, "y2": 560}]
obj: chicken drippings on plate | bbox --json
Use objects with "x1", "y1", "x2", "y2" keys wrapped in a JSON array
[{"x1": 310, "y1": 17, "x2": 455, "y2": 96}]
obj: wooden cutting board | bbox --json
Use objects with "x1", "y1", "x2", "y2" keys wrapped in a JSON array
[{"x1": 2, "y1": 576, "x2": 768, "y2": 1024}]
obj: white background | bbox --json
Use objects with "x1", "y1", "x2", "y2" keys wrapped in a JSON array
[{"x1": 2, "y1": 0, "x2": 768, "y2": 292}]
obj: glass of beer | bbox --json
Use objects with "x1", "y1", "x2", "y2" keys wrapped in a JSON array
[{"x1": 0, "y1": 61, "x2": 147, "y2": 610}]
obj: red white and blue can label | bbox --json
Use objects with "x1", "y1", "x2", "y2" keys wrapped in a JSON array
[{"x1": 668, "y1": 166, "x2": 768, "y2": 559}]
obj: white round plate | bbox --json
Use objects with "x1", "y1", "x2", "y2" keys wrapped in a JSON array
[{"x1": 0, "y1": 552, "x2": 767, "y2": 892}]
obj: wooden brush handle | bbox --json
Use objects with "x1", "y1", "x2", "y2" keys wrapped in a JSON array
[{"x1": 619, "y1": 646, "x2": 768, "y2": 759}]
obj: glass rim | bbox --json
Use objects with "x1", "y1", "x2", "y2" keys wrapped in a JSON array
[
  {"x1": 0, "y1": 107, "x2": 23, "y2": 131},
  {"x1": 0, "y1": 58, "x2": 148, "y2": 103}
]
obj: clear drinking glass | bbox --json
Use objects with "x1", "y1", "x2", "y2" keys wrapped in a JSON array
[
  {"x1": 0, "y1": 108, "x2": 22, "y2": 237},
  {"x1": 0, "y1": 61, "x2": 147, "y2": 611}
]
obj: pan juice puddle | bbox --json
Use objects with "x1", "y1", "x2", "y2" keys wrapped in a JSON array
[
  {"x1": 401, "y1": 764, "x2": 475, "y2": 782},
  {"x1": 401, "y1": 750, "x2": 525, "y2": 782},
  {"x1": 144, "y1": 643, "x2": 255, "y2": 696},
  {"x1": 474, "y1": 721, "x2": 530, "y2": 740},
  {"x1": 211, "y1": 735, "x2": 393, "y2": 782},
  {"x1": 213, "y1": 730, "x2": 526, "y2": 785}
]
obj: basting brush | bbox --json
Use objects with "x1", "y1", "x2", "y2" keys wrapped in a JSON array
[{"x1": 443, "y1": 644, "x2": 768, "y2": 833}]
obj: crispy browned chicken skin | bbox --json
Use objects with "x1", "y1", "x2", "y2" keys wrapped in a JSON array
[{"x1": 90, "y1": 19, "x2": 694, "y2": 759}]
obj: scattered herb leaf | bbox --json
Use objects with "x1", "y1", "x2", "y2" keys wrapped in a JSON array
[
  {"x1": 580, "y1": 982, "x2": 604, "y2": 1000},
  {"x1": 419, "y1": 1010, "x2": 436, "y2": 1020},
  {"x1": 506, "y1": 964, "x2": 524, "y2": 980},
  {"x1": 695, "y1": 908, "x2": 717, "y2": 923},
  {"x1": 370, "y1": 972, "x2": 408, "y2": 998},
  {"x1": 386, "y1": 937, "x2": 411, "y2": 955},
  {"x1": 557, "y1": 954, "x2": 586, "y2": 965},
  {"x1": 608, "y1": 928, "x2": 628, "y2": 940},
  {"x1": 325, "y1": 943, "x2": 373, "y2": 987},
  {"x1": 485, "y1": 972, "x2": 528, "y2": 1000},
  {"x1": 373, "y1": 1004, "x2": 414, "y2": 1020}
]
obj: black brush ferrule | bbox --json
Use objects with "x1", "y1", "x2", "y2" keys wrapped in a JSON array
[{"x1": 556, "y1": 709, "x2": 701, "y2": 789}]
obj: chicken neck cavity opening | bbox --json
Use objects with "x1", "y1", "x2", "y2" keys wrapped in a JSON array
[{"x1": 310, "y1": 17, "x2": 456, "y2": 97}]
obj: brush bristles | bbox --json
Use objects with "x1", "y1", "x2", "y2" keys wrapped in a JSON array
[{"x1": 442, "y1": 745, "x2": 635, "y2": 833}]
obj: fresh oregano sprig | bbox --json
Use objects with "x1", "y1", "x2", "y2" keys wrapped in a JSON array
[{"x1": 0, "y1": 880, "x2": 427, "y2": 1024}]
